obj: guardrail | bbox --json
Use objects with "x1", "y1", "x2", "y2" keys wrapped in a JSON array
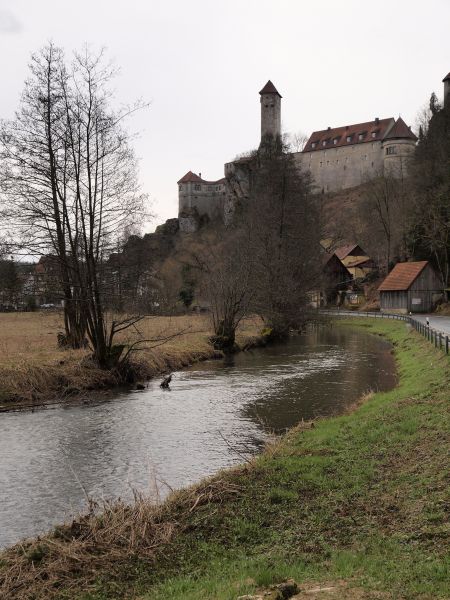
[{"x1": 321, "y1": 309, "x2": 450, "y2": 355}]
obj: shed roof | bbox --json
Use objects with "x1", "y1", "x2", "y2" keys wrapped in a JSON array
[
  {"x1": 334, "y1": 244, "x2": 361, "y2": 260},
  {"x1": 378, "y1": 261, "x2": 429, "y2": 291}
]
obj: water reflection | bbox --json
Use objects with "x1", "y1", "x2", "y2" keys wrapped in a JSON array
[{"x1": 0, "y1": 326, "x2": 395, "y2": 548}]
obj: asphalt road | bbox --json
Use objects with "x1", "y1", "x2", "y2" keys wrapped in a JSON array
[{"x1": 413, "y1": 315, "x2": 450, "y2": 336}]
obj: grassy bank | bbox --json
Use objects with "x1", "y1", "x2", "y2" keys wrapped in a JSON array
[
  {"x1": 0, "y1": 312, "x2": 262, "y2": 409},
  {"x1": 1, "y1": 319, "x2": 449, "y2": 599}
]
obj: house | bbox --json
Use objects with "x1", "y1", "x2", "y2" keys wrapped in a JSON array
[
  {"x1": 378, "y1": 261, "x2": 442, "y2": 313},
  {"x1": 322, "y1": 253, "x2": 352, "y2": 304},
  {"x1": 334, "y1": 244, "x2": 376, "y2": 279}
]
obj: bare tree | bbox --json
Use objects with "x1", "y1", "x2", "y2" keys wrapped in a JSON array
[
  {"x1": 284, "y1": 130, "x2": 309, "y2": 153},
  {"x1": 0, "y1": 43, "x2": 149, "y2": 368},
  {"x1": 243, "y1": 138, "x2": 322, "y2": 337},
  {"x1": 195, "y1": 232, "x2": 254, "y2": 351},
  {"x1": 361, "y1": 175, "x2": 407, "y2": 272}
]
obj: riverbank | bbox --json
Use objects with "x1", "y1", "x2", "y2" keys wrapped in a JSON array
[
  {"x1": 1, "y1": 318, "x2": 449, "y2": 599},
  {"x1": 0, "y1": 312, "x2": 262, "y2": 410}
]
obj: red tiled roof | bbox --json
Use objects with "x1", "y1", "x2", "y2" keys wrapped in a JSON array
[
  {"x1": 178, "y1": 171, "x2": 203, "y2": 184},
  {"x1": 334, "y1": 244, "x2": 360, "y2": 260},
  {"x1": 378, "y1": 261, "x2": 429, "y2": 291},
  {"x1": 177, "y1": 171, "x2": 226, "y2": 185},
  {"x1": 443, "y1": 72, "x2": 450, "y2": 82},
  {"x1": 303, "y1": 118, "x2": 394, "y2": 152},
  {"x1": 259, "y1": 80, "x2": 282, "y2": 97},
  {"x1": 383, "y1": 117, "x2": 418, "y2": 141}
]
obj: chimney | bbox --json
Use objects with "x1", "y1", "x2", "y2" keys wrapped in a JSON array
[
  {"x1": 199, "y1": 173, "x2": 201, "y2": 178},
  {"x1": 375, "y1": 117, "x2": 379, "y2": 125},
  {"x1": 327, "y1": 126, "x2": 331, "y2": 131}
]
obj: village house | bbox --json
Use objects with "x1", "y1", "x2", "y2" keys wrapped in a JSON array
[
  {"x1": 334, "y1": 244, "x2": 376, "y2": 280},
  {"x1": 378, "y1": 261, "x2": 442, "y2": 313}
]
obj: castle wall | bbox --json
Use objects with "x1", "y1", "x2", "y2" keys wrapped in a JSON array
[
  {"x1": 178, "y1": 181, "x2": 227, "y2": 224},
  {"x1": 382, "y1": 139, "x2": 416, "y2": 179},
  {"x1": 293, "y1": 140, "x2": 385, "y2": 192}
]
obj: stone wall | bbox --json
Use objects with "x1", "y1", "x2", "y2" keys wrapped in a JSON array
[
  {"x1": 293, "y1": 137, "x2": 416, "y2": 192},
  {"x1": 294, "y1": 141, "x2": 385, "y2": 193},
  {"x1": 260, "y1": 92, "x2": 281, "y2": 139},
  {"x1": 178, "y1": 180, "x2": 227, "y2": 229}
]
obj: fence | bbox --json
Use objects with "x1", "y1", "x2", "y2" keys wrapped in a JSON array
[{"x1": 320, "y1": 309, "x2": 450, "y2": 356}]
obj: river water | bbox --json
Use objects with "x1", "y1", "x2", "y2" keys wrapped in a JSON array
[{"x1": 0, "y1": 326, "x2": 396, "y2": 548}]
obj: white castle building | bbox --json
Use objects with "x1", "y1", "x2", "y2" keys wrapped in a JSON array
[{"x1": 178, "y1": 73, "x2": 449, "y2": 231}]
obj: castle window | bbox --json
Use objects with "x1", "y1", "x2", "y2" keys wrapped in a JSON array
[{"x1": 386, "y1": 146, "x2": 397, "y2": 155}]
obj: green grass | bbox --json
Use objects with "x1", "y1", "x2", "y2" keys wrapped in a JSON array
[{"x1": 2, "y1": 319, "x2": 449, "y2": 599}]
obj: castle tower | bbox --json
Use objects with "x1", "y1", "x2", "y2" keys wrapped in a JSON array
[
  {"x1": 259, "y1": 80, "x2": 282, "y2": 142},
  {"x1": 443, "y1": 72, "x2": 450, "y2": 108},
  {"x1": 382, "y1": 117, "x2": 418, "y2": 178}
]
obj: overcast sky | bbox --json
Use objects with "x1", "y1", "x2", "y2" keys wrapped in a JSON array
[{"x1": 1, "y1": 0, "x2": 449, "y2": 231}]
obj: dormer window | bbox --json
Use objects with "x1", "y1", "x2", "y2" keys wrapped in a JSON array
[
  {"x1": 311, "y1": 142, "x2": 316, "y2": 149},
  {"x1": 358, "y1": 133, "x2": 364, "y2": 141},
  {"x1": 322, "y1": 140, "x2": 327, "y2": 146},
  {"x1": 333, "y1": 138, "x2": 339, "y2": 145},
  {"x1": 346, "y1": 135, "x2": 352, "y2": 142},
  {"x1": 371, "y1": 131, "x2": 378, "y2": 138}
]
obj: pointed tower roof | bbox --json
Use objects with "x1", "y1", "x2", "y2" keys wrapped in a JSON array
[
  {"x1": 259, "y1": 80, "x2": 282, "y2": 97},
  {"x1": 383, "y1": 117, "x2": 418, "y2": 141},
  {"x1": 443, "y1": 72, "x2": 450, "y2": 82},
  {"x1": 177, "y1": 171, "x2": 203, "y2": 184}
]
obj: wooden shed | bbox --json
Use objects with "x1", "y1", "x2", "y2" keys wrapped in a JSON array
[{"x1": 378, "y1": 261, "x2": 442, "y2": 313}]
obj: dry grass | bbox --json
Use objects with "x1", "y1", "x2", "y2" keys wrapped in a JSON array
[
  {"x1": 0, "y1": 476, "x2": 244, "y2": 600},
  {"x1": 0, "y1": 311, "x2": 262, "y2": 408}
]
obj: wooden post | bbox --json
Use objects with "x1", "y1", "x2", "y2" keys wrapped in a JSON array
[{"x1": 446, "y1": 336, "x2": 449, "y2": 354}]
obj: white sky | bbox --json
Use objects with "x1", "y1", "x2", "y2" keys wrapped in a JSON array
[{"x1": 1, "y1": 0, "x2": 449, "y2": 231}]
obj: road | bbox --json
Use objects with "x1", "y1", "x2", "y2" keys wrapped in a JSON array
[{"x1": 413, "y1": 315, "x2": 450, "y2": 336}]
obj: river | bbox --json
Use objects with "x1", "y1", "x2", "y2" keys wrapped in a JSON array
[{"x1": 0, "y1": 325, "x2": 396, "y2": 548}]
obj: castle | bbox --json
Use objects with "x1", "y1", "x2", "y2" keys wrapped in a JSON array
[{"x1": 178, "y1": 73, "x2": 450, "y2": 232}]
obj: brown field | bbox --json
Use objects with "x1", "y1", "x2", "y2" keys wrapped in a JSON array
[{"x1": 0, "y1": 311, "x2": 262, "y2": 408}]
